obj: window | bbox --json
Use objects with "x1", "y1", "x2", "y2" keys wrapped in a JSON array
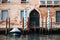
[
  {"x1": 21, "y1": 0, "x2": 26, "y2": 2},
  {"x1": 47, "y1": 1, "x2": 52, "y2": 4},
  {"x1": 40, "y1": 1, "x2": 45, "y2": 5},
  {"x1": 1, "y1": 10, "x2": 8, "y2": 21},
  {"x1": 20, "y1": 10, "x2": 24, "y2": 21},
  {"x1": 21, "y1": 0, "x2": 28, "y2": 3},
  {"x1": 2, "y1": 0, "x2": 7, "y2": 3},
  {"x1": 21, "y1": 0, "x2": 26, "y2": 3},
  {"x1": 54, "y1": 1, "x2": 59, "y2": 4},
  {"x1": 56, "y1": 11, "x2": 60, "y2": 22}
]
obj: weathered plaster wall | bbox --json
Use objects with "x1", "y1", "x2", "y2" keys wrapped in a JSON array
[{"x1": 0, "y1": 0, "x2": 60, "y2": 29}]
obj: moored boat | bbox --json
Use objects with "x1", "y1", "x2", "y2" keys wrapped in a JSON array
[{"x1": 9, "y1": 28, "x2": 21, "y2": 35}]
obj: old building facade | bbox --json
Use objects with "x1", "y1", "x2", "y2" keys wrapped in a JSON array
[{"x1": 0, "y1": 0, "x2": 60, "y2": 30}]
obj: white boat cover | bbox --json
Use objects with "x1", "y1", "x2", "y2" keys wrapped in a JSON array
[{"x1": 10, "y1": 28, "x2": 21, "y2": 32}]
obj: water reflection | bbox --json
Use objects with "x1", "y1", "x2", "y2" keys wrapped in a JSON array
[{"x1": 0, "y1": 34, "x2": 60, "y2": 40}]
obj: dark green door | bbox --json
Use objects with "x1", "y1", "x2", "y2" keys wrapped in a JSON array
[
  {"x1": 29, "y1": 9, "x2": 39, "y2": 28},
  {"x1": 56, "y1": 11, "x2": 60, "y2": 22}
]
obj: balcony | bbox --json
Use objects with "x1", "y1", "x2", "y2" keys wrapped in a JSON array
[{"x1": 40, "y1": 0, "x2": 60, "y2": 7}]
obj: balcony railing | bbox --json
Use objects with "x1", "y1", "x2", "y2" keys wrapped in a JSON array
[{"x1": 40, "y1": 0, "x2": 60, "y2": 7}]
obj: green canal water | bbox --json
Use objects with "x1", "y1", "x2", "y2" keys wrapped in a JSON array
[{"x1": 0, "y1": 34, "x2": 60, "y2": 40}]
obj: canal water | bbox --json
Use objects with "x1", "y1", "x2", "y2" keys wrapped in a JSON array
[{"x1": 0, "y1": 34, "x2": 60, "y2": 40}]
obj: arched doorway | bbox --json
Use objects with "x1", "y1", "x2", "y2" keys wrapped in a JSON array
[{"x1": 28, "y1": 9, "x2": 40, "y2": 28}]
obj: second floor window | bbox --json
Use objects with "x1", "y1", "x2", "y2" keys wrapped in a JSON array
[
  {"x1": 40, "y1": 0, "x2": 60, "y2": 7},
  {"x1": 47, "y1": 1, "x2": 52, "y2": 4},
  {"x1": 54, "y1": 1, "x2": 59, "y2": 5},
  {"x1": 2, "y1": 0, "x2": 7, "y2": 3},
  {"x1": 40, "y1": 1, "x2": 45, "y2": 5},
  {"x1": 1, "y1": 10, "x2": 8, "y2": 21},
  {"x1": 20, "y1": 10, "x2": 24, "y2": 21},
  {"x1": 22, "y1": 0, "x2": 26, "y2": 1},
  {"x1": 21, "y1": 0, "x2": 28, "y2": 3}
]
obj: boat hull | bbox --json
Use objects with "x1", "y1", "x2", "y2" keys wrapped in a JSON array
[{"x1": 9, "y1": 32, "x2": 21, "y2": 35}]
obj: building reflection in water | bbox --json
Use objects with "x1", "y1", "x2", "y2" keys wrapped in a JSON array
[{"x1": 2, "y1": 34, "x2": 60, "y2": 40}]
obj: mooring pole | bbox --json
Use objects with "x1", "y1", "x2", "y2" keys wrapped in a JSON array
[
  {"x1": 5, "y1": 19, "x2": 7, "y2": 35},
  {"x1": 45, "y1": 17, "x2": 47, "y2": 34},
  {"x1": 9, "y1": 18, "x2": 10, "y2": 33},
  {"x1": 39, "y1": 17, "x2": 40, "y2": 34},
  {"x1": 42, "y1": 16, "x2": 43, "y2": 34},
  {"x1": 51, "y1": 17, "x2": 52, "y2": 34},
  {"x1": 51, "y1": 17, "x2": 52, "y2": 29}
]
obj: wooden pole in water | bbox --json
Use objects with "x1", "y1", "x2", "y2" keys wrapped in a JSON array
[
  {"x1": 39, "y1": 17, "x2": 40, "y2": 34},
  {"x1": 5, "y1": 19, "x2": 7, "y2": 35},
  {"x1": 46, "y1": 17, "x2": 47, "y2": 29},
  {"x1": 45, "y1": 17, "x2": 47, "y2": 34},
  {"x1": 26, "y1": 34, "x2": 28, "y2": 40},
  {"x1": 51, "y1": 17, "x2": 52, "y2": 29},
  {"x1": 23, "y1": 18, "x2": 24, "y2": 33},
  {"x1": 51, "y1": 17, "x2": 52, "y2": 34},
  {"x1": 42, "y1": 16, "x2": 43, "y2": 34},
  {"x1": 23, "y1": 18, "x2": 24, "y2": 29},
  {"x1": 9, "y1": 18, "x2": 10, "y2": 32}
]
